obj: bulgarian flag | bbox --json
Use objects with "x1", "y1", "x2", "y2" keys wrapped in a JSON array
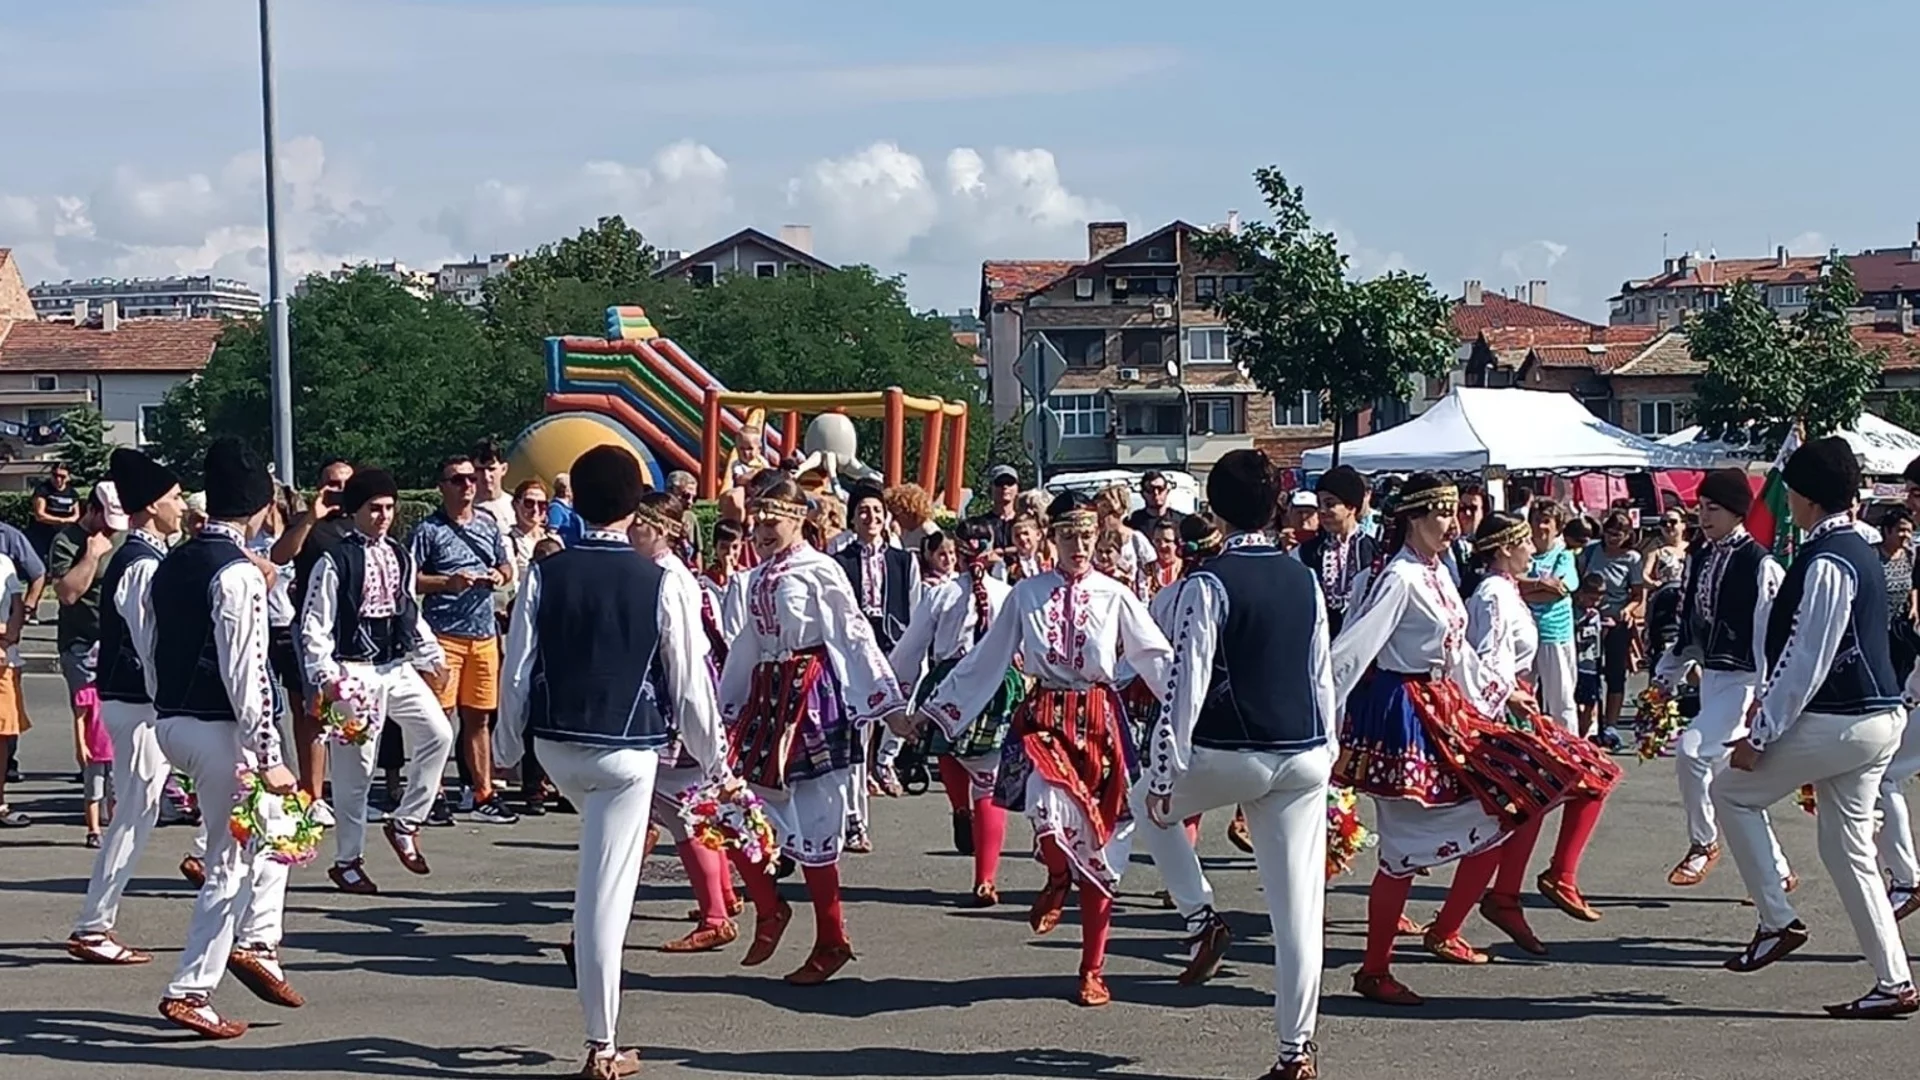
[{"x1": 1744, "y1": 426, "x2": 1801, "y2": 560}]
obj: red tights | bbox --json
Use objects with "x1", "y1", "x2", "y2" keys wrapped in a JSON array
[
  {"x1": 939, "y1": 755, "x2": 1009, "y2": 888},
  {"x1": 678, "y1": 840, "x2": 731, "y2": 927},
  {"x1": 728, "y1": 849, "x2": 849, "y2": 949},
  {"x1": 1361, "y1": 845, "x2": 1503, "y2": 975},
  {"x1": 1039, "y1": 833, "x2": 1113, "y2": 975},
  {"x1": 1489, "y1": 794, "x2": 1606, "y2": 897}
]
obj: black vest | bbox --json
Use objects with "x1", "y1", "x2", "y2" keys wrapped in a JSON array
[
  {"x1": 833, "y1": 543, "x2": 915, "y2": 650},
  {"x1": 1764, "y1": 524, "x2": 1902, "y2": 716},
  {"x1": 525, "y1": 537, "x2": 672, "y2": 750},
  {"x1": 94, "y1": 533, "x2": 166, "y2": 704},
  {"x1": 1190, "y1": 545, "x2": 1329, "y2": 754},
  {"x1": 150, "y1": 532, "x2": 251, "y2": 722},
  {"x1": 1680, "y1": 535, "x2": 1766, "y2": 673},
  {"x1": 1299, "y1": 529, "x2": 1378, "y2": 629},
  {"x1": 328, "y1": 537, "x2": 423, "y2": 665}
]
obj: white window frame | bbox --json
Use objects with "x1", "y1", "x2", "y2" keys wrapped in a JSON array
[
  {"x1": 1073, "y1": 277, "x2": 1095, "y2": 300},
  {"x1": 752, "y1": 261, "x2": 778, "y2": 279},
  {"x1": 1184, "y1": 327, "x2": 1231, "y2": 365},
  {"x1": 690, "y1": 263, "x2": 718, "y2": 286},
  {"x1": 1637, "y1": 398, "x2": 1681, "y2": 436},
  {"x1": 1047, "y1": 392, "x2": 1109, "y2": 439},
  {"x1": 1191, "y1": 395, "x2": 1240, "y2": 435},
  {"x1": 137, "y1": 404, "x2": 163, "y2": 446},
  {"x1": 1271, "y1": 391, "x2": 1324, "y2": 428}
]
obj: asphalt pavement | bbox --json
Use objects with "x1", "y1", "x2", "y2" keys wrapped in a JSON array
[{"x1": 1, "y1": 671, "x2": 1915, "y2": 1080}]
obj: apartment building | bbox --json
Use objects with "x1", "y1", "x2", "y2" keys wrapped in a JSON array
[
  {"x1": 435, "y1": 253, "x2": 514, "y2": 307},
  {"x1": 653, "y1": 226, "x2": 835, "y2": 286},
  {"x1": 29, "y1": 274, "x2": 260, "y2": 320},
  {"x1": 1610, "y1": 247, "x2": 1827, "y2": 328}
]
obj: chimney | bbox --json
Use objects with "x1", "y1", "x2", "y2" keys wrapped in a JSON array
[
  {"x1": 71, "y1": 298, "x2": 89, "y2": 324},
  {"x1": 1776, "y1": 245, "x2": 1789, "y2": 268},
  {"x1": 1910, "y1": 238, "x2": 1919, "y2": 265},
  {"x1": 1464, "y1": 280, "x2": 1483, "y2": 306},
  {"x1": 1527, "y1": 279, "x2": 1548, "y2": 308},
  {"x1": 1678, "y1": 253, "x2": 1692, "y2": 275},
  {"x1": 101, "y1": 300, "x2": 118, "y2": 332},
  {"x1": 1087, "y1": 221, "x2": 1128, "y2": 261},
  {"x1": 1902, "y1": 297, "x2": 1914, "y2": 336},
  {"x1": 1663, "y1": 257, "x2": 1678, "y2": 275},
  {"x1": 778, "y1": 224, "x2": 813, "y2": 256},
  {"x1": 1225, "y1": 209, "x2": 1241, "y2": 235}
]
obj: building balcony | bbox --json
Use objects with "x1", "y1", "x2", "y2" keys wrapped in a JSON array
[
  {"x1": 1114, "y1": 434, "x2": 1185, "y2": 468},
  {"x1": 0, "y1": 389, "x2": 92, "y2": 408}
]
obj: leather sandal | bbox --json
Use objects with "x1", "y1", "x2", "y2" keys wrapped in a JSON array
[
  {"x1": 971, "y1": 882, "x2": 1000, "y2": 908},
  {"x1": 1352, "y1": 970, "x2": 1423, "y2": 1006},
  {"x1": 1226, "y1": 809, "x2": 1254, "y2": 854},
  {"x1": 1537, "y1": 872, "x2": 1601, "y2": 922},
  {"x1": 1479, "y1": 894, "x2": 1547, "y2": 955},
  {"x1": 578, "y1": 1047, "x2": 642, "y2": 1079},
  {"x1": 384, "y1": 822, "x2": 430, "y2": 875},
  {"x1": 328, "y1": 859, "x2": 379, "y2": 895},
  {"x1": 159, "y1": 995, "x2": 247, "y2": 1039},
  {"x1": 1177, "y1": 908, "x2": 1233, "y2": 986},
  {"x1": 1260, "y1": 1043, "x2": 1319, "y2": 1080},
  {"x1": 740, "y1": 900, "x2": 793, "y2": 967},
  {"x1": 1395, "y1": 914, "x2": 1426, "y2": 936},
  {"x1": 66, "y1": 931, "x2": 152, "y2": 965},
  {"x1": 227, "y1": 946, "x2": 305, "y2": 1008},
  {"x1": 1667, "y1": 842, "x2": 1719, "y2": 887},
  {"x1": 179, "y1": 855, "x2": 206, "y2": 888},
  {"x1": 1724, "y1": 920, "x2": 1810, "y2": 973},
  {"x1": 783, "y1": 941, "x2": 854, "y2": 985},
  {"x1": 1823, "y1": 983, "x2": 1920, "y2": 1019},
  {"x1": 1891, "y1": 888, "x2": 1920, "y2": 923},
  {"x1": 1075, "y1": 968, "x2": 1112, "y2": 1007},
  {"x1": 1030, "y1": 874, "x2": 1072, "y2": 935},
  {"x1": 663, "y1": 921, "x2": 738, "y2": 953},
  {"x1": 1422, "y1": 929, "x2": 1490, "y2": 965}
]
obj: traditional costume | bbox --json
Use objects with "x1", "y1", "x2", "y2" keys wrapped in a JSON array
[
  {"x1": 1144, "y1": 518, "x2": 1331, "y2": 1080},
  {"x1": 919, "y1": 502, "x2": 1174, "y2": 1006},
  {"x1": 299, "y1": 469, "x2": 454, "y2": 895},
  {"x1": 1652, "y1": 469, "x2": 1794, "y2": 889},
  {"x1": 889, "y1": 538, "x2": 1021, "y2": 904},
  {"x1": 68, "y1": 450, "x2": 187, "y2": 964},
  {"x1": 1877, "y1": 665, "x2": 1920, "y2": 921},
  {"x1": 1299, "y1": 466, "x2": 1378, "y2": 638},
  {"x1": 497, "y1": 444, "x2": 730, "y2": 1077},
  {"x1": 717, "y1": 501, "x2": 906, "y2": 985},
  {"x1": 148, "y1": 440, "x2": 301, "y2": 1038},
  {"x1": 831, "y1": 487, "x2": 921, "y2": 839},
  {"x1": 1713, "y1": 437, "x2": 1917, "y2": 1017}
]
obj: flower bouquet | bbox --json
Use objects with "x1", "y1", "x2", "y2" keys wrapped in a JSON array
[
  {"x1": 1633, "y1": 683, "x2": 1686, "y2": 762},
  {"x1": 319, "y1": 674, "x2": 381, "y2": 747},
  {"x1": 1326, "y1": 785, "x2": 1376, "y2": 880},
  {"x1": 230, "y1": 766, "x2": 326, "y2": 867},
  {"x1": 677, "y1": 779, "x2": 779, "y2": 865}
]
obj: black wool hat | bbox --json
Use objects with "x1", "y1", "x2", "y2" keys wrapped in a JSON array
[
  {"x1": 845, "y1": 483, "x2": 886, "y2": 516},
  {"x1": 108, "y1": 448, "x2": 178, "y2": 515},
  {"x1": 1783, "y1": 435, "x2": 1860, "y2": 514},
  {"x1": 1697, "y1": 468, "x2": 1754, "y2": 517},
  {"x1": 572, "y1": 445, "x2": 645, "y2": 526},
  {"x1": 1315, "y1": 465, "x2": 1367, "y2": 509},
  {"x1": 340, "y1": 468, "x2": 399, "y2": 514},
  {"x1": 202, "y1": 438, "x2": 273, "y2": 520}
]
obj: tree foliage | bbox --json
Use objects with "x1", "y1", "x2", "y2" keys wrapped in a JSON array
[
  {"x1": 1190, "y1": 167, "x2": 1457, "y2": 465},
  {"x1": 1689, "y1": 258, "x2": 1883, "y2": 451},
  {"x1": 55, "y1": 405, "x2": 113, "y2": 483}
]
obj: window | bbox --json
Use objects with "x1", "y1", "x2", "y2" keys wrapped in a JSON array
[
  {"x1": 1185, "y1": 328, "x2": 1230, "y2": 364},
  {"x1": 1073, "y1": 277, "x2": 1095, "y2": 300},
  {"x1": 33, "y1": 375, "x2": 57, "y2": 391},
  {"x1": 1127, "y1": 276, "x2": 1174, "y2": 296},
  {"x1": 1108, "y1": 277, "x2": 1129, "y2": 302},
  {"x1": 138, "y1": 404, "x2": 163, "y2": 446},
  {"x1": 1194, "y1": 276, "x2": 1217, "y2": 302},
  {"x1": 1637, "y1": 399, "x2": 1681, "y2": 436},
  {"x1": 1146, "y1": 245, "x2": 1170, "y2": 261},
  {"x1": 1191, "y1": 396, "x2": 1242, "y2": 435},
  {"x1": 1121, "y1": 330, "x2": 1162, "y2": 372},
  {"x1": 25, "y1": 407, "x2": 59, "y2": 427},
  {"x1": 1272, "y1": 391, "x2": 1324, "y2": 428},
  {"x1": 1053, "y1": 330, "x2": 1106, "y2": 370},
  {"x1": 690, "y1": 263, "x2": 717, "y2": 287},
  {"x1": 1048, "y1": 393, "x2": 1109, "y2": 438},
  {"x1": 782, "y1": 261, "x2": 808, "y2": 276},
  {"x1": 753, "y1": 262, "x2": 778, "y2": 279},
  {"x1": 1772, "y1": 285, "x2": 1808, "y2": 307},
  {"x1": 1120, "y1": 401, "x2": 1184, "y2": 436}
]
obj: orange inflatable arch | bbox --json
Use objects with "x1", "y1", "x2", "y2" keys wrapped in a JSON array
[{"x1": 699, "y1": 387, "x2": 969, "y2": 511}]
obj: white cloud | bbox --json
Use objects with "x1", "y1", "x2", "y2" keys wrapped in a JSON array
[
  {"x1": 1499, "y1": 238, "x2": 1568, "y2": 279},
  {"x1": 1784, "y1": 231, "x2": 1827, "y2": 257},
  {"x1": 1326, "y1": 221, "x2": 1412, "y2": 280}
]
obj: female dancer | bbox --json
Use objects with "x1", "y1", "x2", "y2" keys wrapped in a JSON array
[
  {"x1": 907, "y1": 492, "x2": 1173, "y2": 1006},
  {"x1": 1463, "y1": 513, "x2": 1622, "y2": 954},
  {"x1": 1330, "y1": 475, "x2": 1612, "y2": 1005},
  {"x1": 890, "y1": 523, "x2": 1022, "y2": 904},
  {"x1": 718, "y1": 478, "x2": 906, "y2": 985}
]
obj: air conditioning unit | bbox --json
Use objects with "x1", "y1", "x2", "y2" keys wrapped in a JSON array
[
  {"x1": 1118, "y1": 367, "x2": 1142, "y2": 382},
  {"x1": 1152, "y1": 302, "x2": 1173, "y2": 318}
]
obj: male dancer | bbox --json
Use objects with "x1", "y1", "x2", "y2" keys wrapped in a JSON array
[
  {"x1": 1652, "y1": 468, "x2": 1794, "y2": 891},
  {"x1": 147, "y1": 439, "x2": 302, "y2": 1038},
  {"x1": 830, "y1": 484, "x2": 920, "y2": 845},
  {"x1": 1142, "y1": 449, "x2": 1331, "y2": 1080},
  {"x1": 67, "y1": 450, "x2": 187, "y2": 963},
  {"x1": 1298, "y1": 465, "x2": 1376, "y2": 638},
  {"x1": 497, "y1": 446, "x2": 731, "y2": 1079},
  {"x1": 1714, "y1": 436, "x2": 1918, "y2": 1017},
  {"x1": 299, "y1": 468, "x2": 454, "y2": 895}
]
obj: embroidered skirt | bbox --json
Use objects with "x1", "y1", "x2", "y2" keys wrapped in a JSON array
[
  {"x1": 915, "y1": 656, "x2": 1026, "y2": 761},
  {"x1": 728, "y1": 648, "x2": 857, "y2": 789},
  {"x1": 993, "y1": 684, "x2": 1136, "y2": 896}
]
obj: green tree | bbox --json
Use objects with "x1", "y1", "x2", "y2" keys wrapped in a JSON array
[
  {"x1": 1690, "y1": 258, "x2": 1884, "y2": 451},
  {"x1": 1191, "y1": 167, "x2": 1456, "y2": 466},
  {"x1": 55, "y1": 404, "x2": 113, "y2": 483},
  {"x1": 1873, "y1": 389, "x2": 1920, "y2": 436},
  {"x1": 151, "y1": 270, "x2": 527, "y2": 487}
]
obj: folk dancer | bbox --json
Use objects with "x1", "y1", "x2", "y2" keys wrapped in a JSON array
[
  {"x1": 1139, "y1": 451, "x2": 1332, "y2": 1080},
  {"x1": 1299, "y1": 465, "x2": 1378, "y2": 639},
  {"x1": 1650, "y1": 469, "x2": 1795, "y2": 892},
  {"x1": 496, "y1": 447, "x2": 733, "y2": 1079},
  {"x1": 888, "y1": 522, "x2": 1021, "y2": 905},
  {"x1": 719, "y1": 477, "x2": 907, "y2": 985},
  {"x1": 68, "y1": 450, "x2": 190, "y2": 964},
  {"x1": 830, "y1": 484, "x2": 921, "y2": 834},
  {"x1": 1713, "y1": 436, "x2": 1918, "y2": 1018},
  {"x1": 1329, "y1": 473, "x2": 1612, "y2": 1005},
  {"x1": 1462, "y1": 514, "x2": 1623, "y2": 955},
  {"x1": 906, "y1": 491, "x2": 1174, "y2": 1007},
  {"x1": 147, "y1": 439, "x2": 301, "y2": 1038},
  {"x1": 299, "y1": 469, "x2": 455, "y2": 895},
  {"x1": 1880, "y1": 455, "x2": 1920, "y2": 923}
]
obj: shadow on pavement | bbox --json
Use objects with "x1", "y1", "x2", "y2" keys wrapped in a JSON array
[{"x1": 645, "y1": 1042, "x2": 1194, "y2": 1079}]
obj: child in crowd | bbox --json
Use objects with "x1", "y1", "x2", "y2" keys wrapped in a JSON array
[
  {"x1": 1005, "y1": 511, "x2": 1050, "y2": 582},
  {"x1": 1572, "y1": 573, "x2": 1612, "y2": 745},
  {"x1": 921, "y1": 531, "x2": 957, "y2": 586},
  {"x1": 75, "y1": 685, "x2": 112, "y2": 847}
]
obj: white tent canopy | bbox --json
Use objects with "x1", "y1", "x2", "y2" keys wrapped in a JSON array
[
  {"x1": 1301, "y1": 387, "x2": 1716, "y2": 473},
  {"x1": 1659, "y1": 412, "x2": 1920, "y2": 476}
]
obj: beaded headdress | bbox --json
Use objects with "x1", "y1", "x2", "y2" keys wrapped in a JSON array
[{"x1": 1473, "y1": 519, "x2": 1530, "y2": 554}]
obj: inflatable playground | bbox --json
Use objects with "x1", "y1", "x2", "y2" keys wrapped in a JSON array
[{"x1": 508, "y1": 306, "x2": 972, "y2": 510}]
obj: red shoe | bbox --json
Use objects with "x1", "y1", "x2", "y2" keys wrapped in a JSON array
[
  {"x1": 179, "y1": 856, "x2": 206, "y2": 888},
  {"x1": 1537, "y1": 872, "x2": 1601, "y2": 922},
  {"x1": 226, "y1": 946, "x2": 305, "y2": 1008},
  {"x1": 1479, "y1": 894, "x2": 1547, "y2": 955},
  {"x1": 783, "y1": 941, "x2": 854, "y2": 985},
  {"x1": 662, "y1": 921, "x2": 738, "y2": 953},
  {"x1": 66, "y1": 931, "x2": 151, "y2": 965},
  {"x1": 383, "y1": 822, "x2": 430, "y2": 875},
  {"x1": 740, "y1": 900, "x2": 792, "y2": 967},
  {"x1": 1030, "y1": 874, "x2": 1072, "y2": 935},
  {"x1": 1422, "y1": 929, "x2": 1490, "y2": 965},
  {"x1": 1353, "y1": 971, "x2": 1423, "y2": 1006},
  {"x1": 971, "y1": 882, "x2": 1000, "y2": 908},
  {"x1": 1075, "y1": 968, "x2": 1112, "y2": 1007},
  {"x1": 1395, "y1": 914, "x2": 1426, "y2": 936},
  {"x1": 159, "y1": 995, "x2": 247, "y2": 1039}
]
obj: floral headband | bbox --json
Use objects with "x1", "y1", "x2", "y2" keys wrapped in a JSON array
[
  {"x1": 636, "y1": 504, "x2": 683, "y2": 539},
  {"x1": 748, "y1": 497, "x2": 807, "y2": 523},
  {"x1": 1050, "y1": 509, "x2": 1099, "y2": 533},
  {"x1": 1473, "y1": 519, "x2": 1530, "y2": 554},
  {"x1": 1182, "y1": 527, "x2": 1223, "y2": 557},
  {"x1": 1395, "y1": 484, "x2": 1459, "y2": 516}
]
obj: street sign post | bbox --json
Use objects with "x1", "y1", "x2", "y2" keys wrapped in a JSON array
[{"x1": 1015, "y1": 333, "x2": 1069, "y2": 486}]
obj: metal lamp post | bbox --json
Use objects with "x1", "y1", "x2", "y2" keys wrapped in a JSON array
[{"x1": 258, "y1": 0, "x2": 295, "y2": 481}]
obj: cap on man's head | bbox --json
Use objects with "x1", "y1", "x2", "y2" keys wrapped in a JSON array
[
  {"x1": 1290, "y1": 490, "x2": 1319, "y2": 508},
  {"x1": 91, "y1": 481, "x2": 130, "y2": 531},
  {"x1": 988, "y1": 465, "x2": 1019, "y2": 486}
]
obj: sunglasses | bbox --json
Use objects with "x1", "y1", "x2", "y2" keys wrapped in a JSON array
[{"x1": 441, "y1": 473, "x2": 478, "y2": 486}]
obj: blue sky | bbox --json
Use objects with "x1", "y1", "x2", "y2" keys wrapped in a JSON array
[{"x1": 1, "y1": 0, "x2": 1911, "y2": 321}]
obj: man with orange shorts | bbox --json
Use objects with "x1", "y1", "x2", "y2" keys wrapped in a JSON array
[{"x1": 411, "y1": 454, "x2": 517, "y2": 824}]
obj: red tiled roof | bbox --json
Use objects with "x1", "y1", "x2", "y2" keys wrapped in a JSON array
[
  {"x1": 981, "y1": 260, "x2": 1081, "y2": 305},
  {"x1": 1607, "y1": 332, "x2": 1699, "y2": 377},
  {"x1": 1481, "y1": 323, "x2": 1656, "y2": 371},
  {"x1": 1451, "y1": 292, "x2": 1597, "y2": 340},
  {"x1": 1855, "y1": 326, "x2": 1920, "y2": 371},
  {"x1": 0, "y1": 318, "x2": 226, "y2": 373},
  {"x1": 1849, "y1": 248, "x2": 1920, "y2": 297},
  {"x1": 1620, "y1": 255, "x2": 1826, "y2": 297}
]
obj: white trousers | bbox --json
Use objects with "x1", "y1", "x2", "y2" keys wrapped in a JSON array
[
  {"x1": 538, "y1": 737, "x2": 659, "y2": 1048},
  {"x1": 1130, "y1": 776, "x2": 1214, "y2": 918},
  {"x1": 652, "y1": 765, "x2": 702, "y2": 844},
  {"x1": 1532, "y1": 638, "x2": 1580, "y2": 733},
  {"x1": 154, "y1": 716, "x2": 290, "y2": 998},
  {"x1": 330, "y1": 661, "x2": 454, "y2": 865},
  {"x1": 1875, "y1": 706, "x2": 1920, "y2": 888},
  {"x1": 1142, "y1": 744, "x2": 1331, "y2": 1060},
  {"x1": 1714, "y1": 708, "x2": 1913, "y2": 989},
  {"x1": 74, "y1": 701, "x2": 170, "y2": 934},
  {"x1": 876, "y1": 729, "x2": 904, "y2": 769}
]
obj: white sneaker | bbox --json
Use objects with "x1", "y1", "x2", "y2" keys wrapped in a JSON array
[
  {"x1": 456, "y1": 786, "x2": 476, "y2": 814},
  {"x1": 308, "y1": 799, "x2": 337, "y2": 828}
]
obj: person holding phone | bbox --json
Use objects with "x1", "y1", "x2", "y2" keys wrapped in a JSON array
[{"x1": 274, "y1": 459, "x2": 355, "y2": 804}]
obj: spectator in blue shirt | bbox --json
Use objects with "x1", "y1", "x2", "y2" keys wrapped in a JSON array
[
  {"x1": 1518, "y1": 500, "x2": 1582, "y2": 733},
  {"x1": 546, "y1": 471, "x2": 583, "y2": 546}
]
